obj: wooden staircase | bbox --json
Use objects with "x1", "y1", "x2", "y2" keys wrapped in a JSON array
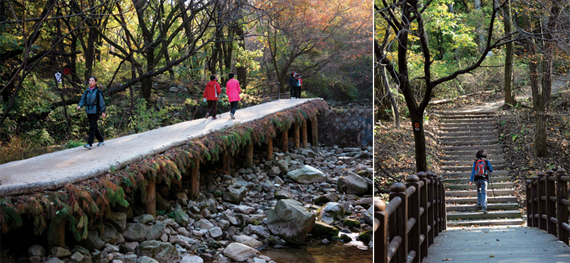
[{"x1": 438, "y1": 111, "x2": 523, "y2": 226}]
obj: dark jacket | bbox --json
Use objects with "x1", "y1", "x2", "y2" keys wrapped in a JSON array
[
  {"x1": 79, "y1": 87, "x2": 106, "y2": 114},
  {"x1": 289, "y1": 76, "x2": 298, "y2": 88}
]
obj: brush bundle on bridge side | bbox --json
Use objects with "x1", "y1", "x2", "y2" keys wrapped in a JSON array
[
  {"x1": 526, "y1": 167, "x2": 570, "y2": 246},
  {"x1": 374, "y1": 171, "x2": 446, "y2": 263}
]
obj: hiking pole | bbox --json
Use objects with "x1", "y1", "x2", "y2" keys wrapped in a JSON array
[{"x1": 489, "y1": 172, "x2": 497, "y2": 203}]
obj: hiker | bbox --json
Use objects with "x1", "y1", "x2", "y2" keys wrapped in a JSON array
[
  {"x1": 295, "y1": 73, "x2": 302, "y2": 99},
  {"x1": 288, "y1": 71, "x2": 298, "y2": 99},
  {"x1": 226, "y1": 72, "x2": 241, "y2": 119},
  {"x1": 469, "y1": 149, "x2": 494, "y2": 213},
  {"x1": 77, "y1": 76, "x2": 106, "y2": 149},
  {"x1": 203, "y1": 75, "x2": 221, "y2": 119}
]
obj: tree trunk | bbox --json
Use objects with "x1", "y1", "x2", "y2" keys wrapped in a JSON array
[
  {"x1": 234, "y1": 25, "x2": 247, "y2": 89},
  {"x1": 533, "y1": 112, "x2": 547, "y2": 156},
  {"x1": 474, "y1": 0, "x2": 485, "y2": 53},
  {"x1": 85, "y1": 28, "x2": 96, "y2": 81},
  {"x1": 411, "y1": 111, "x2": 428, "y2": 172},
  {"x1": 503, "y1": 0, "x2": 515, "y2": 105}
]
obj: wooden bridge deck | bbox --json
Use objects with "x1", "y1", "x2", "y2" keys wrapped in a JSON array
[
  {"x1": 422, "y1": 226, "x2": 570, "y2": 263},
  {"x1": 0, "y1": 98, "x2": 322, "y2": 197}
]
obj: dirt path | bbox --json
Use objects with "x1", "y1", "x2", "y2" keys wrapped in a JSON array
[{"x1": 0, "y1": 99, "x2": 321, "y2": 197}]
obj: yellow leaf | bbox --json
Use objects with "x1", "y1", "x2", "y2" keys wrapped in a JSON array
[{"x1": 490, "y1": 255, "x2": 495, "y2": 258}]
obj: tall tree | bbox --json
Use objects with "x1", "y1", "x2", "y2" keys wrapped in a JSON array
[{"x1": 502, "y1": 0, "x2": 516, "y2": 106}]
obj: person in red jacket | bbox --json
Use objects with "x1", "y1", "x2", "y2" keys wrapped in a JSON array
[
  {"x1": 226, "y1": 72, "x2": 241, "y2": 119},
  {"x1": 203, "y1": 75, "x2": 221, "y2": 119}
]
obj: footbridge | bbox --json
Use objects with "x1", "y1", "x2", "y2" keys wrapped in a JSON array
[{"x1": 0, "y1": 98, "x2": 327, "y2": 246}]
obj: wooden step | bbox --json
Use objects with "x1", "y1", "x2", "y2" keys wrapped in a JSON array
[
  {"x1": 447, "y1": 218, "x2": 524, "y2": 226},
  {"x1": 442, "y1": 164, "x2": 508, "y2": 171},
  {"x1": 446, "y1": 203, "x2": 519, "y2": 212},
  {"x1": 441, "y1": 139, "x2": 499, "y2": 146},
  {"x1": 446, "y1": 196, "x2": 517, "y2": 204},
  {"x1": 446, "y1": 189, "x2": 516, "y2": 197},
  {"x1": 440, "y1": 123, "x2": 496, "y2": 128},
  {"x1": 445, "y1": 182, "x2": 513, "y2": 190},
  {"x1": 443, "y1": 170, "x2": 508, "y2": 177},
  {"x1": 440, "y1": 131, "x2": 498, "y2": 137},
  {"x1": 447, "y1": 210, "x2": 522, "y2": 220},
  {"x1": 444, "y1": 176, "x2": 511, "y2": 184},
  {"x1": 443, "y1": 145, "x2": 502, "y2": 151},
  {"x1": 442, "y1": 159, "x2": 506, "y2": 166}
]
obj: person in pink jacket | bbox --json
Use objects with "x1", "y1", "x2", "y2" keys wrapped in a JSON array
[
  {"x1": 203, "y1": 75, "x2": 221, "y2": 119},
  {"x1": 225, "y1": 73, "x2": 241, "y2": 119}
]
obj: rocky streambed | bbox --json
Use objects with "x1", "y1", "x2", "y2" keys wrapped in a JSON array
[{"x1": 19, "y1": 145, "x2": 373, "y2": 263}]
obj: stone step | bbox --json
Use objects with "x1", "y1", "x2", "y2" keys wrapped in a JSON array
[
  {"x1": 441, "y1": 155, "x2": 504, "y2": 161},
  {"x1": 446, "y1": 196, "x2": 517, "y2": 204},
  {"x1": 441, "y1": 139, "x2": 499, "y2": 146},
  {"x1": 446, "y1": 189, "x2": 516, "y2": 197},
  {"x1": 442, "y1": 159, "x2": 506, "y2": 166},
  {"x1": 440, "y1": 127, "x2": 497, "y2": 132},
  {"x1": 444, "y1": 176, "x2": 511, "y2": 184},
  {"x1": 443, "y1": 151, "x2": 504, "y2": 158},
  {"x1": 439, "y1": 111, "x2": 497, "y2": 115},
  {"x1": 443, "y1": 145, "x2": 502, "y2": 151},
  {"x1": 440, "y1": 119, "x2": 495, "y2": 124},
  {"x1": 446, "y1": 203, "x2": 519, "y2": 212},
  {"x1": 443, "y1": 170, "x2": 508, "y2": 177},
  {"x1": 447, "y1": 218, "x2": 524, "y2": 226},
  {"x1": 440, "y1": 135, "x2": 497, "y2": 141},
  {"x1": 440, "y1": 131, "x2": 498, "y2": 137},
  {"x1": 446, "y1": 210, "x2": 522, "y2": 220},
  {"x1": 440, "y1": 123, "x2": 496, "y2": 128},
  {"x1": 442, "y1": 164, "x2": 508, "y2": 171},
  {"x1": 445, "y1": 182, "x2": 513, "y2": 190}
]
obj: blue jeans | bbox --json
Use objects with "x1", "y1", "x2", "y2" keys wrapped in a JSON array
[
  {"x1": 230, "y1": 101, "x2": 239, "y2": 114},
  {"x1": 475, "y1": 180, "x2": 488, "y2": 210}
]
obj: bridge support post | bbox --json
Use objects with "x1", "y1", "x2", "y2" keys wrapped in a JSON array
[
  {"x1": 47, "y1": 218, "x2": 66, "y2": 249},
  {"x1": 389, "y1": 183, "x2": 408, "y2": 262},
  {"x1": 223, "y1": 152, "x2": 231, "y2": 175},
  {"x1": 374, "y1": 200, "x2": 388, "y2": 262},
  {"x1": 407, "y1": 174, "x2": 421, "y2": 263},
  {"x1": 281, "y1": 129, "x2": 288, "y2": 153},
  {"x1": 545, "y1": 170, "x2": 557, "y2": 235},
  {"x1": 537, "y1": 172, "x2": 546, "y2": 230},
  {"x1": 245, "y1": 143, "x2": 254, "y2": 168},
  {"x1": 190, "y1": 158, "x2": 200, "y2": 199},
  {"x1": 145, "y1": 178, "x2": 156, "y2": 216},
  {"x1": 293, "y1": 122, "x2": 300, "y2": 149},
  {"x1": 301, "y1": 120, "x2": 308, "y2": 148},
  {"x1": 418, "y1": 172, "x2": 429, "y2": 259},
  {"x1": 311, "y1": 117, "x2": 318, "y2": 146},
  {"x1": 267, "y1": 138, "x2": 273, "y2": 160},
  {"x1": 556, "y1": 168, "x2": 569, "y2": 244}
]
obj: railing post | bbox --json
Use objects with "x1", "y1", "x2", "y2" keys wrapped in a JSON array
[
  {"x1": 418, "y1": 172, "x2": 428, "y2": 259},
  {"x1": 374, "y1": 200, "x2": 388, "y2": 263},
  {"x1": 433, "y1": 174, "x2": 440, "y2": 237},
  {"x1": 526, "y1": 180, "x2": 534, "y2": 227},
  {"x1": 532, "y1": 177, "x2": 539, "y2": 227},
  {"x1": 545, "y1": 170, "x2": 557, "y2": 235},
  {"x1": 389, "y1": 183, "x2": 408, "y2": 263},
  {"x1": 407, "y1": 174, "x2": 421, "y2": 263},
  {"x1": 439, "y1": 176, "x2": 446, "y2": 231},
  {"x1": 556, "y1": 168, "x2": 569, "y2": 244},
  {"x1": 426, "y1": 171, "x2": 435, "y2": 246},
  {"x1": 538, "y1": 172, "x2": 546, "y2": 230}
]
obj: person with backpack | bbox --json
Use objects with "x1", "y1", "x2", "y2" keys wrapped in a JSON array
[
  {"x1": 288, "y1": 71, "x2": 298, "y2": 99},
  {"x1": 469, "y1": 149, "x2": 494, "y2": 213},
  {"x1": 77, "y1": 76, "x2": 106, "y2": 150},
  {"x1": 295, "y1": 74, "x2": 302, "y2": 99},
  {"x1": 203, "y1": 75, "x2": 221, "y2": 120},
  {"x1": 226, "y1": 72, "x2": 241, "y2": 119}
]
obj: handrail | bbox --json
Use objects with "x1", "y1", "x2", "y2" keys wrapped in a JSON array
[
  {"x1": 526, "y1": 167, "x2": 569, "y2": 246},
  {"x1": 374, "y1": 171, "x2": 447, "y2": 262}
]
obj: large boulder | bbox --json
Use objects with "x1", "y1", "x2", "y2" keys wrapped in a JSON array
[
  {"x1": 124, "y1": 223, "x2": 149, "y2": 242},
  {"x1": 317, "y1": 202, "x2": 345, "y2": 225},
  {"x1": 286, "y1": 165, "x2": 326, "y2": 184},
  {"x1": 337, "y1": 171, "x2": 368, "y2": 195},
  {"x1": 310, "y1": 221, "x2": 339, "y2": 237},
  {"x1": 84, "y1": 231, "x2": 105, "y2": 250},
  {"x1": 108, "y1": 212, "x2": 127, "y2": 232},
  {"x1": 146, "y1": 222, "x2": 166, "y2": 241},
  {"x1": 100, "y1": 223, "x2": 121, "y2": 244},
  {"x1": 136, "y1": 256, "x2": 159, "y2": 263},
  {"x1": 223, "y1": 243, "x2": 260, "y2": 262},
  {"x1": 137, "y1": 240, "x2": 180, "y2": 263},
  {"x1": 223, "y1": 183, "x2": 248, "y2": 204},
  {"x1": 266, "y1": 199, "x2": 316, "y2": 244},
  {"x1": 181, "y1": 255, "x2": 204, "y2": 263}
]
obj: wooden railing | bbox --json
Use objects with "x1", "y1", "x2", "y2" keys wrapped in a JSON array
[
  {"x1": 245, "y1": 84, "x2": 290, "y2": 100},
  {"x1": 374, "y1": 171, "x2": 446, "y2": 263},
  {"x1": 526, "y1": 167, "x2": 570, "y2": 245}
]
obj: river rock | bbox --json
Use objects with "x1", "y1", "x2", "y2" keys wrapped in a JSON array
[
  {"x1": 343, "y1": 218, "x2": 361, "y2": 228},
  {"x1": 337, "y1": 171, "x2": 368, "y2": 195},
  {"x1": 45, "y1": 258, "x2": 64, "y2": 263},
  {"x1": 100, "y1": 223, "x2": 121, "y2": 244},
  {"x1": 121, "y1": 254, "x2": 137, "y2": 263},
  {"x1": 223, "y1": 243, "x2": 260, "y2": 262},
  {"x1": 209, "y1": 227, "x2": 223, "y2": 238},
  {"x1": 146, "y1": 222, "x2": 165, "y2": 240},
  {"x1": 274, "y1": 190, "x2": 292, "y2": 199},
  {"x1": 245, "y1": 225, "x2": 270, "y2": 239},
  {"x1": 235, "y1": 205, "x2": 255, "y2": 214},
  {"x1": 318, "y1": 202, "x2": 345, "y2": 225},
  {"x1": 134, "y1": 214, "x2": 154, "y2": 224},
  {"x1": 173, "y1": 204, "x2": 190, "y2": 226},
  {"x1": 197, "y1": 219, "x2": 215, "y2": 230},
  {"x1": 310, "y1": 221, "x2": 340, "y2": 237},
  {"x1": 156, "y1": 194, "x2": 171, "y2": 212},
  {"x1": 267, "y1": 199, "x2": 316, "y2": 244},
  {"x1": 181, "y1": 255, "x2": 204, "y2": 263},
  {"x1": 28, "y1": 244, "x2": 46, "y2": 257},
  {"x1": 364, "y1": 206, "x2": 373, "y2": 225},
  {"x1": 109, "y1": 212, "x2": 127, "y2": 232},
  {"x1": 276, "y1": 160, "x2": 289, "y2": 175},
  {"x1": 359, "y1": 230, "x2": 372, "y2": 244},
  {"x1": 124, "y1": 223, "x2": 149, "y2": 242},
  {"x1": 314, "y1": 193, "x2": 340, "y2": 205},
  {"x1": 70, "y1": 252, "x2": 84, "y2": 262},
  {"x1": 51, "y1": 247, "x2": 71, "y2": 258},
  {"x1": 234, "y1": 234, "x2": 263, "y2": 248},
  {"x1": 287, "y1": 165, "x2": 326, "y2": 183},
  {"x1": 223, "y1": 183, "x2": 247, "y2": 204},
  {"x1": 137, "y1": 241, "x2": 179, "y2": 263},
  {"x1": 136, "y1": 256, "x2": 158, "y2": 263},
  {"x1": 84, "y1": 231, "x2": 105, "y2": 250}
]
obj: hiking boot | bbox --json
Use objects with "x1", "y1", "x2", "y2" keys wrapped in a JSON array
[
  {"x1": 97, "y1": 141, "x2": 105, "y2": 147},
  {"x1": 84, "y1": 144, "x2": 92, "y2": 150},
  {"x1": 482, "y1": 209, "x2": 488, "y2": 214},
  {"x1": 477, "y1": 204, "x2": 482, "y2": 209},
  {"x1": 212, "y1": 116, "x2": 217, "y2": 120},
  {"x1": 205, "y1": 112, "x2": 210, "y2": 118},
  {"x1": 230, "y1": 113, "x2": 235, "y2": 119}
]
